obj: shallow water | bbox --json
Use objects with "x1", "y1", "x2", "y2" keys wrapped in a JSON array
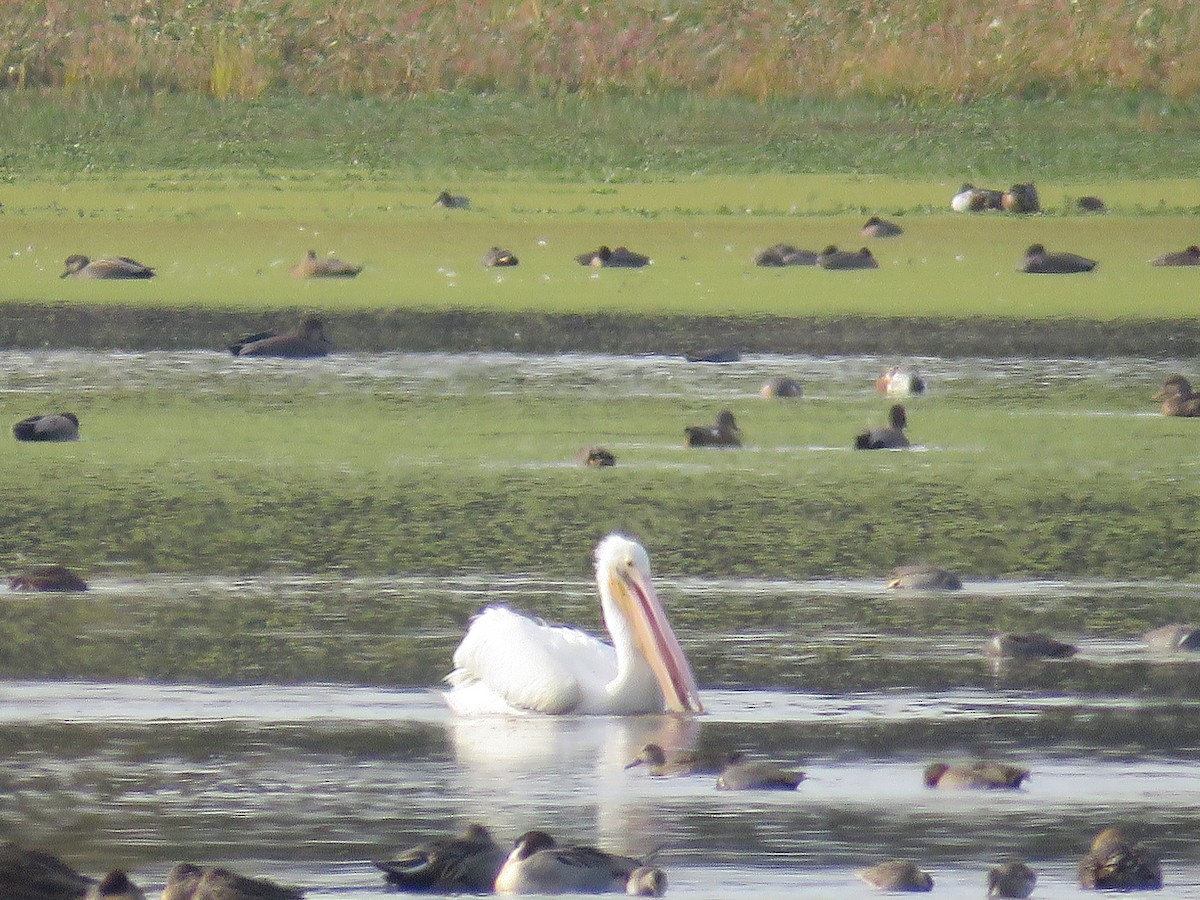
[
  {"x1": 3, "y1": 572, "x2": 1200, "y2": 897},
  {"x1": 3, "y1": 351, "x2": 1200, "y2": 897}
]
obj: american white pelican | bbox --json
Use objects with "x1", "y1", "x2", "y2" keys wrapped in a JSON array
[
  {"x1": 444, "y1": 534, "x2": 703, "y2": 715},
  {"x1": 493, "y1": 831, "x2": 662, "y2": 896}
]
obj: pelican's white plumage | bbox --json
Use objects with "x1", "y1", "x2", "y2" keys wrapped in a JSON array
[{"x1": 444, "y1": 534, "x2": 703, "y2": 715}]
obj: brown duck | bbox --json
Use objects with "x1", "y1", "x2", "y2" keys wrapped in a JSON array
[
  {"x1": 857, "y1": 860, "x2": 933, "y2": 892},
  {"x1": 1151, "y1": 245, "x2": 1200, "y2": 266},
  {"x1": 861, "y1": 216, "x2": 903, "y2": 238},
  {"x1": 289, "y1": 250, "x2": 362, "y2": 278},
  {"x1": 61, "y1": 255, "x2": 155, "y2": 279},
  {"x1": 985, "y1": 633, "x2": 1078, "y2": 659},
  {"x1": 625, "y1": 743, "x2": 743, "y2": 777},
  {"x1": 579, "y1": 447, "x2": 617, "y2": 467},
  {"x1": 161, "y1": 863, "x2": 304, "y2": 900},
  {"x1": 9, "y1": 565, "x2": 89, "y2": 592},
  {"x1": 716, "y1": 759, "x2": 805, "y2": 790},
  {"x1": 817, "y1": 245, "x2": 879, "y2": 270},
  {"x1": 482, "y1": 247, "x2": 519, "y2": 267},
  {"x1": 1077, "y1": 827, "x2": 1162, "y2": 891},
  {"x1": 434, "y1": 190, "x2": 470, "y2": 209},
  {"x1": 229, "y1": 316, "x2": 331, "y2": 358},
  {"x1": 1154, "y1": 375, "x2": 1200, "y2": 416},
  {"x1": 924, "y1": 761, "x2": 1029, "y2": 790},
  {"x1": 685, "y1": 410, "x2": 742, "y2": 447},
  {"x1": 988, "y1": 860, "x2": 1037, "y2": 899},
  {"x1": 888, "y1": 565, "x2": 961, "y2": 590},
  {"x1": 1000, "y1": 182, "x2": 1041, "y2": 213}
]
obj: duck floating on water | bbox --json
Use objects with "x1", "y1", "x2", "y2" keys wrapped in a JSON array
[
  {"x1": 1153, "y1": 375, "x2": 1200, "y2": 416},
  {"x1": 1077, "y1": 828, "x2": 1162, "y2": 891},
  {"x1": 760, "y1": 376, "x2": 803, "y2": 398},
  {"x1": 753, "y1": 243, "x2": 818, "y2": 266},
  {"x1": 1017, "y1": 243, "x2": 1096, "y2": 273},
  {"x1": 86, "y1": 871, "x2": 146, "y2": 900},
  {"x1": 576, "y1": 245, "x2": 651, "y2": 268},
  {"x1": 875, "y1": 366, "x2": 926, "y2": 397},
  {"x1": 229, "y1": 316, "x2": 332, "y2": 358},
  {"x1": 161, "y1": 863, "x2": 304, "y2": 900},
  {"x1": 289, "y1": 250, "x2": 362, "y2": 278},
  {"x1": 444, "y1": 534, "x2": 703, "y2": 715},
  {"x1": 855, "y1": 404, "x2": 910, "y2": 450},
  {"x1": 857, "y1": 860, "x2": 933, "y2": 892},
  {"x1": 988, "y1": 861, "x2": 1037, "y2": 899},
  {"x1": 8, "y1": 565, "x2": 88, "y2": 592},
  {"x1": 13, "y1": 412, "x2": 80, "y2": 442},
  {"x1": 685, "y1": 410, "x2": 742, "y2": 448},
  {"x1": 1143, "y1": 623, "x2": 1200, "y2": 652},
  {"x1": 625, "y1": 743, "x2": 743, "y2": 777},
  {"x1": 716, "y1": 759, "x2": 805, "y2": 791},
  {"x1": 483, "y1": 247, "x2": 519, "y2": 267},
  {"x1": 0, "y1": 841, "x2": 95, "y2": 899},
  {"x1": 61, "y1": 255, "x2": 155, "y2": 279},
  {"x1": 888, "y1": 565, "x2": 961, "y2": 590},
  {"x1": 924, "y1": 761, "x2": 1029, "y2": 790},
  {"x1": 493, "y1": 830, "x2": 662, "y2": 896},
  {"x1": 861, "y1": 216, "x2": 903, "y2": 238},
  {"x1": 434, "y1": 190, "x2": 470, "y2": 209},
  {"x1": 374, "y1": 823, "x2": 505, "y2": 894},
  {"x1": 1150, "y1": 245, "x2": 1200, "y2": 266},
  {"x1": 817, "y1": 245, "x2": 878, "y2": 270},
  {"x1": 985, "y1": 633, "x2": 1078, "y2": 659}
]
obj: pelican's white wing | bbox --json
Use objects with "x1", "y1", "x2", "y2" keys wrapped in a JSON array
[{"x1": 446, "y1": 606, "x2": 618, "y2": 714}]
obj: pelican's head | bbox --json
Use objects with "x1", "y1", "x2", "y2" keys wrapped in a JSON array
[{"x1": 595, "y1": 534, "x2": 704, "y2": 714}]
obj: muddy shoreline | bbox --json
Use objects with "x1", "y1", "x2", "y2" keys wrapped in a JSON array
[{"x1": 2, "y1": 303, "x2": 1198, "y2": 358}]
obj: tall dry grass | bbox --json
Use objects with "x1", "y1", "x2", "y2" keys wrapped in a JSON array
[{"x1": 2, "y1": 0, "x2": 1199, "y2": 101}]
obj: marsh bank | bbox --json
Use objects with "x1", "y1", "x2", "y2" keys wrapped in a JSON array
[{"x1": 3, "y1": 304, "x2": 1199, "y2": 358}]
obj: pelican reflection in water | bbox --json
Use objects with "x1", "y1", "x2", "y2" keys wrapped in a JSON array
[{"x1": 444, "y1": 533, "x2": 703, "y2": 715}]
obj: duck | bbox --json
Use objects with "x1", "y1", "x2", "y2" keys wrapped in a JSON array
[
  {"x1": 374, "y1": 823, "x2": 506, "y2": 894},
  {"x1": 1017, "y1": 243, "x2": 1097, "y2": 274},
  {"x1": 1077, "y1": 827, "x2": 1163, "y2": 891},
  {"x1": 8, "y1": 565, "x2": 89, "y2": 592},
  {"x1": 1143, "y1": 623, "x2": 1200, "y2": 652},
  {"x1": 161, "y1": 863, "x2": 304, "y2": 900},
  {"x1": 924, "y1": 761, "x2": 1030, "y2": 790},
  {"x1": 951, "y1": 183, "x2": 1003, "y2": 212},
  {"x1": 289, "y1": 250, "x2": 362, "y2": 278},
  {"x1": 988, "y1": 861, "x2": 1037, "y2": 899},
  {"x1": 1000, "y1": 183, "x2": 1041, "y2": 213},
  {"x1": 857, "y1": 860, "x2": 933, "y2": 892},
  {"x1": 817, "y1": 245, "x2": 878, "y2": 270},
  {"x1": 753, "y1": 244, "x2": 818, "y2": 266},
  {"x1": 86, "y1": 871, "x2": 146, "y2": 900},
  {"x1": 685, "y1": 348, "x2": 740, "y2": 363},
  {"x1": 1077, "y1": 195, "x2": 1106, "y2": 212},
  {"x1": 1151, "y1": 245, "x2": 1200, "y2": 266},
  {"x1": 434, "y1": 190, "x2": 470, "y2": 209},
  {"x1": 685, "y1": 410, "x2": 742, "y2": 447},
  {"x1": 579, "y1": 447, "x2": 617, "y2": 467},
  {"x1": 229, "y1": 316, "x2": 331, "y2": 358},
  {"x1": 624, "y1": 743, "x2": 744, "y2": 777},
  {"x1": 760, "y1": 376, "x2": 803, "y2": 398},
  {"x1": 0, "y1": 841, "x2": 95, "y2": 899},
  {"x1": 1153, "y1": 375, "x2": 1200, "y2": 416},
  {"x1": 576, "y1": 245, "x2": 651, "y2": 268},
  {"x1": 625, "y1": 866, "x2": 667, "y2": 897},
  {"x1": 888, "y1": 565, "x2": 961, "y2": 590},
  {"x1": 875, "y1": 366, "x2": 926, "y2": 396},
  {"x1": 855, "y1": 404, "x2": 910, "y2": 450},
  {"x1": 60, "y1": 255, "x2": 155, "y2": 279},
  {"x1": 861, "y1": 216, "x2": 903, "y2": 238},
  {"x1": 493, "y1": 830, "x2": 648, "y2": 895},
  {"x1": 13, "y1": 412, "x2": 80, "y2": 442},
  {"x1": 984, "y1": 633, "x2": 1078, "y2": 659},
  {"x1": 483, "y1": 247, "x2": 519, "y2": 267},
  {"x1": 716, "y1": 759, "x2": 805, "y2": 791}
]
